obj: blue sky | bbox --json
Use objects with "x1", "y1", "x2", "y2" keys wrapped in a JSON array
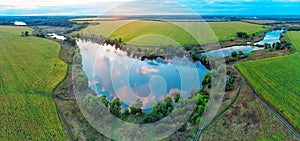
[{"x1": 0, "y1": 0, "x2": 299, "y2": 16}]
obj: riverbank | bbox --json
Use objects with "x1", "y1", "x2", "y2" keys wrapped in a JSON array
[
  {"x1": 199, "y1": 32, "x2": 297, "y2": 140},
  {"x1": 235, "y1": 31, "x2": 300, "y2": 132},
  {"x1": 52, "y1": 40, "x2": 107, "y2": 140},
  {"x1": 203, "y1": 30, "x2": 284, "y2": 58},
  {"x1": 76, "y1": 20, "x2": 271, "y2": 61}
]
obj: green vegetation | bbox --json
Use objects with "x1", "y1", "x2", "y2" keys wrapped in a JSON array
[
  {"x1": 257, "y1": 133, "x2": 285, "y2": 141},
  {"x1": 82, "y1": 90, "x2": 209, "y2": 128},
  {"x1": 78, "y1": 20, "x2": 136, "y2": 38},
  {"x1": 0, "y1": 26, "x2": 67, "y2": 140},
  {"x1": 236, "y1": 31, "x2": 249, "y2": 39},
  {"x1": 236, "y1": 31, "x2": 300, "y2": 130},
  {"x1": 226, "y1": 51, "x2": 249, "y2": 63},
  {"x1": 73, "y1": 39, "x2": 211, "y2": 135},
  {"x1": 110, "y1": 20, "x2": 198, "y2": 46},
  {"x1": 200, "y1": 83, "x2": 297, "y2": 141},
  {"x1": 78, "y1": 20, "x2": 269, "y2": 46},
  {"x1": 225, "y1": 71, "x2": 235, "y2": 92},
  {"x1": 207, "y1": 22, "x2": 268, "y2": 41}
]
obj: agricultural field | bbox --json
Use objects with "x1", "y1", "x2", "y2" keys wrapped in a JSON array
[
  {"x1": 0, "y1": 26, "x2": 67, "y2": 140},
  {"x1": 78, "y1": 20, "x2": 136, "y2": 38},
  {"x1": 236, "y1": 31, "x2": 300, "y2": 130},
  {"x1": 78, "y1": 20, "x2": 270, "y2": 46},
  {"x1": 200, "y1": 84, "x2": 296, "y2": 140}
]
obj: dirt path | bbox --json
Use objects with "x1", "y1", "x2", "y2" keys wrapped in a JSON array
[
  {"x1": 194, "y1": 68, "x2": 244, "y2": 141},
  {"x1": 234, "y1": 65, "x2": 300, "y2": 139},
  {"x1": 195, "y1": 65, "x2": 300, "y2": 140}
]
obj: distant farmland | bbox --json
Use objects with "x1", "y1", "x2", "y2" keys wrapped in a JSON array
[
  {"x1": 78, "y1": 20, "x2": 270, "y2": 46},
  {"x1": 236, "y1": 31, "x2": 300, "y2": 130},
  {"x1": 0, "y1": 26, "x2": 67, "y2": 140}
]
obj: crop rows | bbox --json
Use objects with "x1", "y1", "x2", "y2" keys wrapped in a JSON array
[
  {"x1": 79, "y1": 21, "x2": 269, "y2": 46},
  {"x1": 236, "y1": 31, "x2": 300, "y2": 130},
  {"x1": 0, "y1": 26, "x2": 67, "y2": 140}
]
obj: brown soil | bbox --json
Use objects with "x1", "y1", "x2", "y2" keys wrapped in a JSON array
[
  {"x1": 199, "y1": 84, "x2": 298, "y2": 140},
  {"x1": 53, "y1": 43, "x2": 108, "y2": 141}
]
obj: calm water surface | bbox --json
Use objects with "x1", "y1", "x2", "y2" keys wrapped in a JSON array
[
  {"x1": 78, "y1": 41, "x2": 209, "y2": 110},
  {"x1": 203, "y1": 30, "x2": 283, "y2": 57},
  {"x1": 78, "y1": 30, "x2": 282, "y2": 110}
]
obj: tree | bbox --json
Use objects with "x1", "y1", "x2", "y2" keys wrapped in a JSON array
[
  {"x1": 226, "y1": 75, "x2": 235, "y2": 92},
  {"x1": 35, "y1": 30, "x2": 46, "y2": 38},
  {"x1": 110, "y1": 98, "x2": 122, "y2": 117},
  {"x1": 196, "y1": 117, "x2": 202, "y2": 124},
  {"x1": 100, "y1": 95, "x2": 109, "y2": 107},
  {"x1": 226, "y1": 70, "x2": 231, "y2": 75},
  {"x1": 83, "y1": 94, "x2": 103, "y2": 115},
  {"x1": 24, "y1": 31, "x2": 29, "y2": 36},
  {"x1": 231, "y1": 51, "x2": 237, "y2": 57},
  {"x1": 275, "y1": 42, "x2": 282, "y2": 50},
  {"x1": 74, "y1": 70, "x2": 88, "y2": 92},
  {"x1": 202, "y1": 73, "x2": 212, "y2": 88},
  {"x1": 236, "y1": 32, "x2": 249, "y2": 39},
  {"x1": 65, "y1": 36, "x2": 77, "y2": 46},
  {"x1": 174, "y1": 94, "x2": 182, "y2": 103},
  {"x1": 130, "y1": 99, "x2": 143, "y2": 115},
  {"x1": 164, "y1": 97, "x2": 173, "y2": 107},
  {"x1": 84, "y1": 94, "x2": 97, "y2": 113},
  {"x1": 264, "y1": 43, "x2": 270, "y2": 49},
  {"x1": 238, "y1": 51, "x2": 244, "y2": 56}
]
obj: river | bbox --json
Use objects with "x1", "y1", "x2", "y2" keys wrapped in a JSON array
[{"x1": 203, "y1": 30, "x2": 283, "y2": 57}]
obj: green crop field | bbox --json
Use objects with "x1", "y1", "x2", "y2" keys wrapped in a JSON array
[
  {"x1": 0, "y1": 26, "x2": 67, "y2": 140},
  {"x1": 236, "y1": 31, "x2": 300, "y2": 130},
  {"x1": 79, "y1": 20, "x2": 269, "y2": 46}
]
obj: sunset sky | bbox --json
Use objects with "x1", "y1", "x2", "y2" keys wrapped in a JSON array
[{"x1": 0, "y1": 0, "x2": 299, "y2": 16}]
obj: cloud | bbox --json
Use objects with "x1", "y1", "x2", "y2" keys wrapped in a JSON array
[
  {"x1": 141, "y1": 95, "x2": 156, "y2": 109},
  {"x1": 115, "y1": 86, "x2": 137, "y2": 104},
  {"x1": 106, "y1": 0, "x2": 197, "y2": 15},
  {"x1": 136, "y1": 66, "x2": 159, "y2": 75},
  {"x1": 19, "y1": 12, "x2": 77, "y2": 16},
  {"x1": 0, "y1": 0, "x2": 132, "y2": 10},
  {"x1": 273, "y1": 0, "x2": 300, "y2": 1},
  {"x1": 115, "y1": 86, "x2": 157, "y2": 109},
  {"x1": 165, "y1": 89, "x2": 181, "y2": 98},
  {"x1": 1, "y1": 0, "x2": 300, "y2": 16}
]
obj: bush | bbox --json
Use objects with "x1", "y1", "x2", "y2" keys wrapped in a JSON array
[
  {"x1": 236, "y1": 32, "x2": 249, "y2": 39},
  {"x1": 74, "y1": 70, "x2": 88, "y2": 92},
  {"x1": 231, "y1": 51, "x2": 237, "y2": 57},
  {"x1": 202, "y1": 73, "x2": 212, "y2": 88}
]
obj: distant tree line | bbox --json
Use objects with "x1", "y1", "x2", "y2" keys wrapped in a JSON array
[
  {"x1": 287, "y1": 27, "x2": 300, "y2": 31},
  {"x1": 80, "y1": 35, "x2": 187, "y2": 59},
  {"x1": 0, "y1": 16, "x2": 92, "y2": 27},
  {"x1": 64, "y1": 22, "x2": 90, "y2": 34}
]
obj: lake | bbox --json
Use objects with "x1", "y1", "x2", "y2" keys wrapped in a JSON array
[
  {"x1": 203, "y1": 30, "x2": 283, "y2": 57},
  {"x1": 78, "y1": 30, "x2": 282, "y2": 111},
  {"x1": 78, "y1": 40, "x2": 210, "y2": 111}
]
